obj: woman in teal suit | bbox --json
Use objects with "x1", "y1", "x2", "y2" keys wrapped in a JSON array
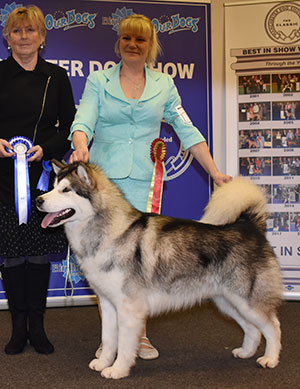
[{"x1": 69, "y1": 14, "x2": 231, "y2": 360}]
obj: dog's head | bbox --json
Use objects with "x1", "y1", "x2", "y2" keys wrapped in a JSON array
[{"x1": 36, "y1": 159, "x2": 97, "y2": 228}]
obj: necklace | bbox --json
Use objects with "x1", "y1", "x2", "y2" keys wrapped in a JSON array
[{"x1": 121, "y1": 72, "x2": 144, "y2": 90}]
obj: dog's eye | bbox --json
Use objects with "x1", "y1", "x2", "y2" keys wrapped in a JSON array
[{"x1": 62, "y1": 187, "x2": 71, "y2": 193}]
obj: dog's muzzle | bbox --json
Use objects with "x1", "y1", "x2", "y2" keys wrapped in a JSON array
[{"x1": 36, "y1": 196, "x2": 44, "y2": 210}]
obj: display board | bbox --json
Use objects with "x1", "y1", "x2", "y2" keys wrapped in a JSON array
[
  {"x1": 225, "y1": 0, "x2": 300, "y2": 300},
  {"x1": 0, "y1": 0, "x2": 212, "y2": 307}
]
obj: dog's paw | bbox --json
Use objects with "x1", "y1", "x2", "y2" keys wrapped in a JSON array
[
  {"x1": 101, "y1": 366, "x2": 130, "y2": 379},
  {"x1": 89, "y1": 358, "x2": 108, "y2": 372},
  {"x1": 256, "y1": 356, "x2": 279, "y2": 369},
  {"x1": 232, "y1": 347, "x2": 254, "y2": 359}
]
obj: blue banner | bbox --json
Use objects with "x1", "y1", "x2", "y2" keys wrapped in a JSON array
[{"x1": 0, "y1": 0, "x2": 212, "y2": 304}]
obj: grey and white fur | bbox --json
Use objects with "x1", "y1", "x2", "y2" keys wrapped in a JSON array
[{"x1": 36, "y1": 160, "x2": 282, "y2": 379}]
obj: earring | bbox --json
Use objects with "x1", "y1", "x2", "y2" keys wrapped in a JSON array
[
  {"x1": 39, "y1": 42, "x2": 45, "y2": 49},
  {"x1": 7, "y1": 45, "x2": 11, "y2": 50}
]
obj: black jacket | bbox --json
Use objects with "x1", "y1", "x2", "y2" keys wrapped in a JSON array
[{"x1": 0, "y1": 55, "x2": 76, "y2": 205}]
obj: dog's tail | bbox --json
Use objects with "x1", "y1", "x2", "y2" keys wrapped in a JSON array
[{"x1": 200, "y1": 177, "x2": 267, "y2": 231}]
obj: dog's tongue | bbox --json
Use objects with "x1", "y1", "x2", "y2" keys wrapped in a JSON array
[{"x1": 41, "y1": 212, "x2": 61, "y2": 229}]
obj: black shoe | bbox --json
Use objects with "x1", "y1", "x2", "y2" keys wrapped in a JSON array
[
  {"x1": 5, "y1": 329, "x2": 27, "y2": 355},
  {"x1": 0, "y1": 264, "x2": 28, "y2": 355},
  {"x1": 29, "y1": 330, "x2": 54, "y2": 355},
  {"x1": 26, "y1": 262, "x2": 54, "y2": 354}
]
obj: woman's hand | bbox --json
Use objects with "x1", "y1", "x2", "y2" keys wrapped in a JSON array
[
  {"x1": 0, "y1": 139, "x2": 44, "y2": 162},
  {"x1": 69, "y1": 131, "x2": 89, "y2": 163},
  {"x1": 0, "y1": 138, "x2": 14, "y2": 158},
  {"x1": 211, "y1": 171, "x2": 232, "y2": 186},
  {"x1": 69, "y1": 145, "x2": 89, "y2": 163},
  {"x1": 27, "y1": 145, "x2": 44, "y2": 162},
  {"x1": 189, "y1": 142, "x2": 232, "y2": 186}
]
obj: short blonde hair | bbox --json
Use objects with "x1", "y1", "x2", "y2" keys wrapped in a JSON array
[
  {"x1": 3, "y1": 5, "x2": 46, "y2": 43},
  {"x1": 115, "y1": 14, "x2": 162, "y2": 67}
]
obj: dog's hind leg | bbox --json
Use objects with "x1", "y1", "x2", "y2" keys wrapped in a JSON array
[
  {"x1": 225, "y1": 295, "x2": 281, "y2": 368},
  {"x1": 101, "y1": 299, "x2": 147, "y2": 379},
  {"x1": 254, "y1": 312, "x2": 281, "y2": 368},
  {"x1": 89, "y1": 296, "x2": 118, "y2": 373},
  {"x1": 213, "y1": 296, "x2": 261, "y2": 359}
]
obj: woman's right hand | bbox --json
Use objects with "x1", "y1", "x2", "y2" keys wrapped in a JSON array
[
  {"x1": 69, "y1": 131, "x2": 90, "y2": 163},
  {"x1": 0, "y1": 138, "x2": 15, "y2": 158}
]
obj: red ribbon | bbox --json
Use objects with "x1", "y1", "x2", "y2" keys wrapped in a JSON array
[{"x1": 146, "y1": 139, "x2": 167, "y2": 214}]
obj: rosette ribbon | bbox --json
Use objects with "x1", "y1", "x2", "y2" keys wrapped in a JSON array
[
  {"x1": 146, "y1": 138, "x2": 167, "y2": 214},
  {"x1": 7, "y1": 136, "x2": 34, "y2": 225},
  {"x1": 37, "y1": 160, "x2": 52, "y2": 191}
]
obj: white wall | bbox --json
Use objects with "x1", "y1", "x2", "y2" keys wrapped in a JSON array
[
  {"x1": 211, "y1": 0, "x2": 251, "y2": 174},
  {"x1": 211, "y1": 0, "x2": 227, "y2": 172}
]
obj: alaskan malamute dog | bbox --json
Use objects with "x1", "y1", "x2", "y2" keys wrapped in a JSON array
[{"x1": 36, "y1": 160, "x2": 282, "y2": 379}]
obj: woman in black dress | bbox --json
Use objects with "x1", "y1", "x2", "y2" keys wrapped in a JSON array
[{"x1": 0, "y1": 6, "x2": 75, "y2": 355}]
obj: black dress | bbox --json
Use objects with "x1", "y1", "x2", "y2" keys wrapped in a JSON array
[{"x1": 0, "y1": 55, "x2": 76, "y2": 259}]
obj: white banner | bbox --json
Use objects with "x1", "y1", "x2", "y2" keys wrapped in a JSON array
[{"x1": 225, "y1": 0, "x2": 300, "y2": 300}]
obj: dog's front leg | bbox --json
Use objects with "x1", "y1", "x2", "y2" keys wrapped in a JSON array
[
  {"x1": 101, "y1": 300, "x2": 146, "y2": 379},
  {"x1": 89, "y1": 296, "x2": 118, "y2": 372}
]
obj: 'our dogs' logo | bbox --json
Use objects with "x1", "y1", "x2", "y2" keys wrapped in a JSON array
[
  {"x1": 102, "y1": 8, "x2": 199, "y2": 36},
  {"x1": 265, "y1": 2, "x2": 300, "y2": 44},
  {"x1": 45, "y1": 9, "x2": 97, "y2": 31},
  {"x1": 152, "y1": 14, "x2": 200, "y2": 34},
  {"x1": 0, "y1": 2, "x2": 22, "y2": 28}
]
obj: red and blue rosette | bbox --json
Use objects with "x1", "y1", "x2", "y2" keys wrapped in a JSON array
[
  {"x1": 146, "y1": 138, "x2": 167, "y2": 214},
  {"x1": 6, "y1": 136, "x2": 34, "y2": 225}
]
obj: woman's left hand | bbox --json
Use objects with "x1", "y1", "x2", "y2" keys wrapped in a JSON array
[
  {"x1": 212, "y1": 171, "x2": 232, "y2": 186},
  {"x1": 27, "y1": 145, "x2": 44, "y2": 162}
]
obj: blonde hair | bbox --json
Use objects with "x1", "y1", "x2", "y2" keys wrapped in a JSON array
[
  {"x1": 3, "y1": 5, "x2": 46, "y2": 44},
  {"x1": 114, "y1": 14, "x2": 162, "y2": 67}
]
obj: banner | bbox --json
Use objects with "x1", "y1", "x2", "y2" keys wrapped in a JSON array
[
  {"x1": 225, "y1": 0, "x2": 300, "y2": 300},
  {"x1": 0, "y1": 0, "x2": 212, "y2": 306}
]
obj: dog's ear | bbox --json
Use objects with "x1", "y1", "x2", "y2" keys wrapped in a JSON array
[
  {"x1": 51, "y1": 159, "x2": 65, "y2": 176},
  {"x1": 77, "y1": 164, "x2": 92, "y2": 186}
]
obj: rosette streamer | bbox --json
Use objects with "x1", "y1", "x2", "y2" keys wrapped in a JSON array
[
  {"x1": 37, "y1": 160, "x2": 52, "y2": 192},
  {"x1": 6, "y1": 136, "x2": 34, "y2": 225},
  {"x1": 146, "y1": 138, "x2": 167, "y2": 214}
]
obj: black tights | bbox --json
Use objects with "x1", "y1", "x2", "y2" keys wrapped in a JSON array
[{"x1": 4, "y1": 255, "x2": 49, "y2": 268}]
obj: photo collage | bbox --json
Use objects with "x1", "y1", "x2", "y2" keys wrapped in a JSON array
[{"x1": 237, "y1": 73, "x2": 300, "y2": 234}]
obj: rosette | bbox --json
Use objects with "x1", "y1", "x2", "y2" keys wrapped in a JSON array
[
  {"x1": 6, "y1": 136, "x2": 34, "y2": 225},
  {"x1": 146, "y1": 138, "x2": 167, "y2": 214},
  {"x1": 37, "y1": 160, "x2": 52, "y2": 192}
]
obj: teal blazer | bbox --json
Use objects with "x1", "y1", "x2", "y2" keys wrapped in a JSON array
[{"x1": 70, "y1": 62, "x2": 205, "y2": 181}]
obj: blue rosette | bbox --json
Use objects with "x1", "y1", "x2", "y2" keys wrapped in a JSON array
[
  {"x1": 37, "y1": 160, "x2": 52, "y2": 192},
  {"x1": 6, "y1": 136, "x2": 34, "y2": 225}
]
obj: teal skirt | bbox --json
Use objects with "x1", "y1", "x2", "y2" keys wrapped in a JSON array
[{"x1": 112, "y1": 178, "x2": 151, "y2": 212}]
